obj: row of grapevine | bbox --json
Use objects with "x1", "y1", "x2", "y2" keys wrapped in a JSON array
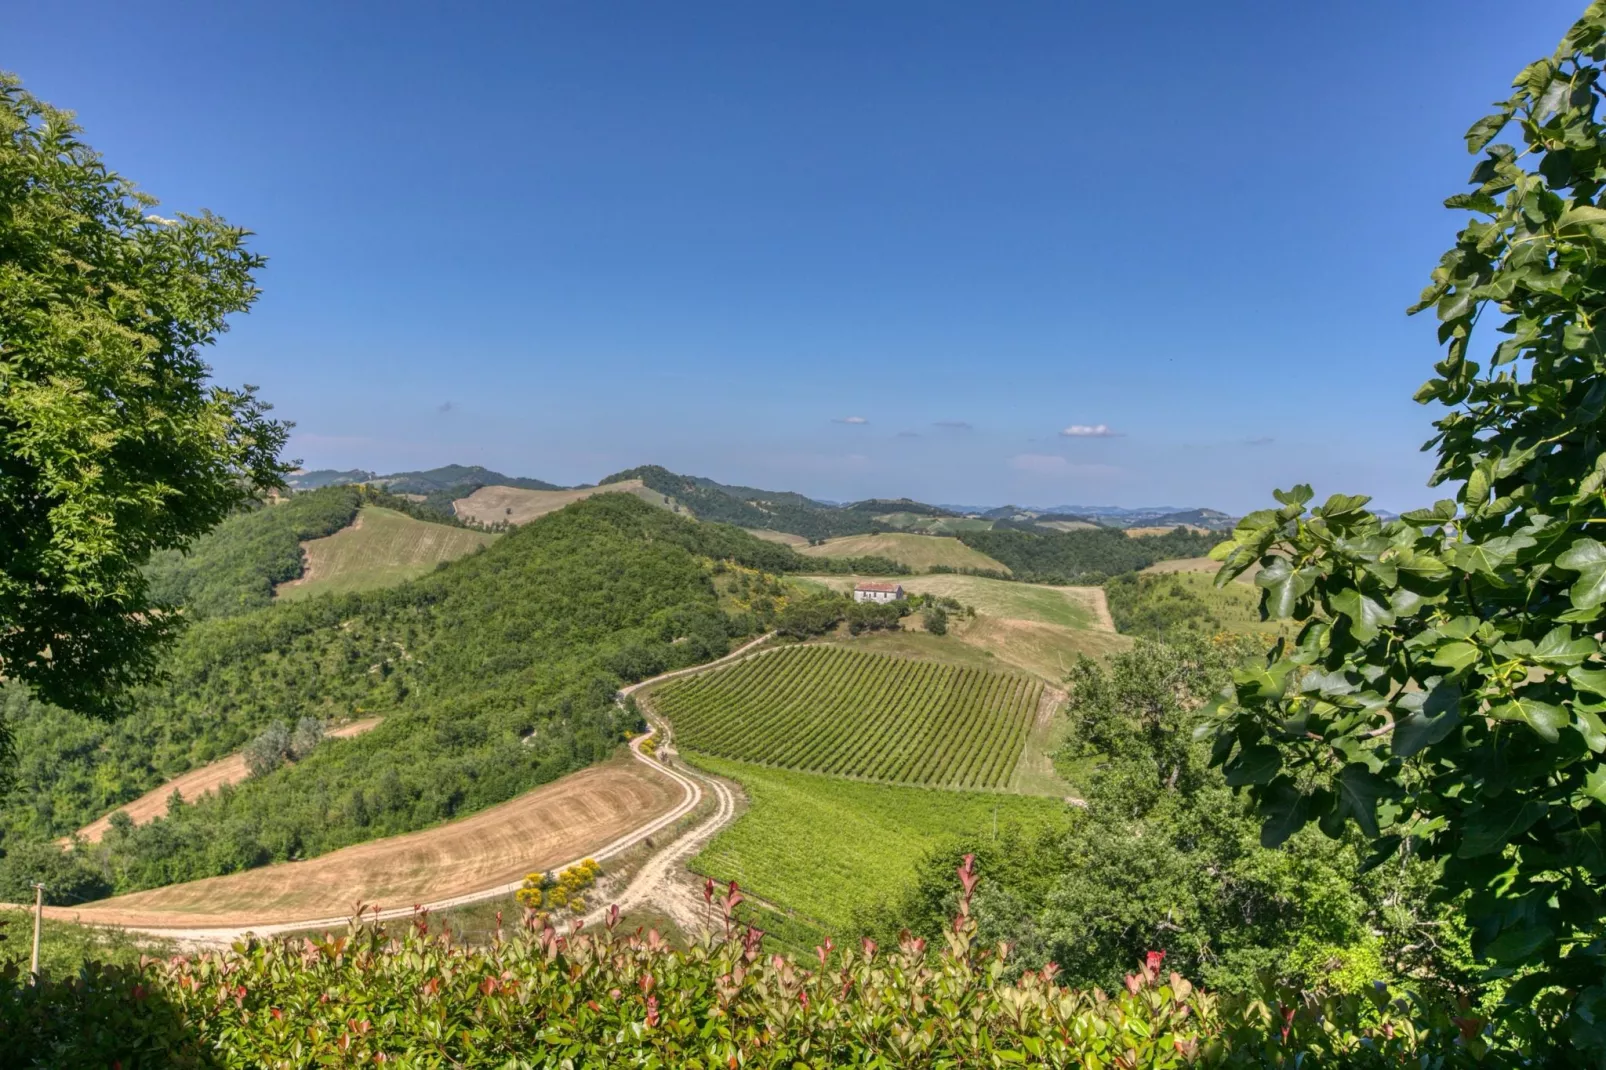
[{"x1": 650, "y1": 645, "x2": 1041, "y2": 789}]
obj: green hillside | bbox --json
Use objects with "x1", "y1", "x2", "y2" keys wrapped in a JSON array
[
  {"x1": 276, "y1": 506, "x2": 497, "y2": 601},
  {"x1": 143, "y1": 487, "x2": 363, "y2": 618},
  {"x1": 0, "y1": 496, "x2": 802, "y2": 896},
  {"x1": 655, "y1": 646, "x2": 1040, "y2": 789}
]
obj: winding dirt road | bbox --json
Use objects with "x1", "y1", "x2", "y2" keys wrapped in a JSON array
[{"x1": 40, "y1": 635, "x2": 774, "y2": 945}]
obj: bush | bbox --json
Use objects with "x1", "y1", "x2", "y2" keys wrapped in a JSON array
[{"x1": 0, "y1": 862, "x2": 1533, "y2": 1067}]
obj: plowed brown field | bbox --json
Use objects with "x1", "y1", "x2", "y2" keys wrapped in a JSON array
[
  {"x1": 50, "y1": 752, "x2": 678, "y2": 929},
  {"x1": 74, "y1": 718, "x2": 383, "y2": 844}
]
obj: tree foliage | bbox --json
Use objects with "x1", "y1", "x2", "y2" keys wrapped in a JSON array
[
  {"x1": 0, "y1": 74, "x2": 288, "y2": 720},
  {"x1": 1208, "y1": 6, "x2": 1606, "y2": 1051},
  {"x1": 957, "y1": 527, "x2": 1217, "y2": 585}
]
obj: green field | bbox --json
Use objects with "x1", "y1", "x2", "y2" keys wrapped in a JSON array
[
  {"x1": 653, "y1": 646, "x2": 1040, "y2": 789},
  {"x1": 1110, "y1": 569, "x2": 1289, "y2": 640},
  {"x1": 276, "y1": 506, "x2": 498, "y2": 601},
  {"x1": 688, "y1": 756, "x2": 1070, "y2": 929},
  {"x1": 805, "y1": 573, "x2": 1097, "y2": 629},
  {"x1": 798, "y1": 532, "x2": 1009, "y2": 573}
]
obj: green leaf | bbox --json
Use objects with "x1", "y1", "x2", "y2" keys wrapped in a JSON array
[
  {"x1": 1430, "y1": 640, "x2": 1481, "y2": 673},
  {"x1": 1575, "y1": 708, "x2": 1606, "y2": 754},
  {"x1": 1457, "y1": 798, "x2": 1547, "y2": 857},
  {"x1": 1394, "y1": 683, "x2": 1462, "y2": 757},
  {"x1": 1584, "y1": 765, "x2": 1606, "y2": 806},
  {"x1": 1327, "y1": 587, "x2": 1395, "y2": 641},
  {"x1": 1254, "y1": 557, "x2": 1315, "y2": 619},
  {"x1": 1532, "y1": 625, "x2": 1599, "y2": 667},
  {"x1": 1272, "y1": 485, "x2": 1313, "y2": 507},
  {"x1": 1224, "y1": 743, "x2": 1282, "y2": 786},
  {"x1": 1450, "y1": 532, "x2": 1536, "y2": 575},
  {"x1": 1489, "y1": 697, "x2": 1569, "y2": 742},
  {"x1": 1258, "y1": 781, "x2": 1309, "y2": 848},
  {"x1": 1484, "y1": 921, "x2": 1554, "y2": 964},
  {"x1": 1570, "y1": 666, "x2": 1606, "y2": 697},
  {"x1": 1465, "y1": 110, "x2": 1512, "y2": 154},
  {"x1": 1557, "y1": 538, "x2": 1606, "y2": 610},
  {"x1": 1334, "y1": 764, "x2": 1389, "y2": 837}
]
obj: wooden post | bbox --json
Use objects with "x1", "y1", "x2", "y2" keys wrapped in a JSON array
[{"x1": 30, "y1": 883, "x2": 43, "y2": 982}]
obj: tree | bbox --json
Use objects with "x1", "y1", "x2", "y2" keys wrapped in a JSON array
[
  {"x1": 0, "y1": 74, "x2": 288, "y2": 730},
  {"x1": 1208, "y1": 6, "x2": 1606, "y2": 1052}
]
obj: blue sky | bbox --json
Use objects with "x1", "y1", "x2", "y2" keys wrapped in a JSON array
[{"x1": 9, "y1": 1, "x2": 1584, "y2": 511}]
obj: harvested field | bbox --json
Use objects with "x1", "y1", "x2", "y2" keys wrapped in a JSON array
[
  {"x1": 276, "y1": 507, "x2": 496, "y2": 601},
  {"x1": 452, "y1": 480, "x2": 674, "y2": 525},
  {"x1": 53, "y1": 752, "x2": 680, "y2": 928},
  {"x1": 798, "y1": 533, "x2": 1009, "y2": 573},
  {"x1": 74, "y1": 719, "x2": 383, "y2": 844},
  {"x1": 958, "y1": 615, "x2": 1130, "y2": 682},
  {"x1": 1126, "y1": 525, "x2": 1212, "y2": 537},
  {"x1": 1141, "y1": 556, "x2": 1258, "y2": 583},
  {"x1": 804, "y1": 573, "x2": 1100, "y2": 630}
]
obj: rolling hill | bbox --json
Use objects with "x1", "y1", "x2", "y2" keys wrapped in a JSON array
[
  {"x1": 275, "y1": 506, "x2": 498, "y2": 600},
  {"x1": 797, "y1": 532, "x2": 1008, "y2": 572},
  {"x1": 451, "y1": 479, "x2": 677, "y2": 525}
]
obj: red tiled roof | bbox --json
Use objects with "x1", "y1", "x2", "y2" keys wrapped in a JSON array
[{"x1": 854, "y1": 582, "x2": 903, "y2": 593}]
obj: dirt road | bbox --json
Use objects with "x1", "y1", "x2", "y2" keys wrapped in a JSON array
[{"x1": 44, "y1": 634, "x2": 775, "y2": 944}]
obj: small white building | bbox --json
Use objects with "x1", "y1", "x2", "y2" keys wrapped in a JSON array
[{"x1": 853, "y1": 581, "x2": 905, "y2": 604}]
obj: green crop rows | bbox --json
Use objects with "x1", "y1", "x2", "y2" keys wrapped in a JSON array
[{"x1": 652, "y1": 646, "x2": 1041, "y2": 789}]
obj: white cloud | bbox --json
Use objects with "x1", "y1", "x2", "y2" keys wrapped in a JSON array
[
  {"x1": 1009, "y1": 453, "x2": 1122, "y2": 477},
  {"x1": 834, "y1": 415, "x2": 869, "y2": 425},
  {"x1": 1060, "y1": 423, "x2": 1119, "y2": 438}
]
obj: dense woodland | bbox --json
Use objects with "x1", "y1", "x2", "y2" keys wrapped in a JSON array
[
  {"x1": 0, "y1": 496, "x2": 825, "y2": 897},
  {"x1": 957, "y1": 525, "x2": 1218, "y2": 584}
]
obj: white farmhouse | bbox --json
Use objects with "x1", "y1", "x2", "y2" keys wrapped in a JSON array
[{"x1": 852, "y1": 581, "x2": 905, "y2": 604}]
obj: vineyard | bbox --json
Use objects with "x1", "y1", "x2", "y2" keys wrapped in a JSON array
[{"x1": 651, "y1": 646, "x2": 1041, "y2": 789}]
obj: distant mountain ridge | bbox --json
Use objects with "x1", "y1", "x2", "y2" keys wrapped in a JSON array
[{"x1": 290, "y1": 461, "x2": 1238, "y2": 536}]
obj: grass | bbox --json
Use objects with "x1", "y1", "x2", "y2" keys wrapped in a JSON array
[
  {"x1": 798, "y1": 533, "x2": 1009, "y2": 573},
  {"x1": 804, "y1": 573, "x2": 1097, "y2": 630},
  {"x1": 686, "y1": 756, "x2": 1070, "y2": 930},
  {"x1": 652, "y1": 646, "x2": 1040, "y2": 789},
  {"x1": 0, "y1": 908, "x2": 174, "y2": 979},
  {"x1": 744, "y1": 528, "x2": 810, "y2": 548},
  {"x1": 1138, "y1": 570, "x2": 1286, "y2": 635},
  {"x1": 956, "y1": 616, "x2": 1130, "y2": 683},
  {"x1": 276, "y1": 506, "x2": 497, "y2": 601}
]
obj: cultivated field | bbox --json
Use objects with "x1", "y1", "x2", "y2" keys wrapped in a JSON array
[
  {"x1": 688, "y1": 756, "x2": 1070, "y2": 928},
  {"x1": 652, "y1": 646, "x2": 1040, "y2": 789},
  {"x1": 744, "y1": 528, "x2": 810, "y2": 548},
  {"x1": 74, "y1": 718, "x2": 383, "y2": 843},
  {"x1": 451, "y1": 479, "x2": 674, "y2": 526},
  {"x1": 276, "y1": 507, "x2": 497, "y2": 601},
  {"x1": 875, "y1": 512, "x2": 994, "y2": 535},
  {"x1": 798, "y1": 532, "x2": 1009, "y2": 573},
  {"x1": 803, "y1": 573, "x2": 1098, "y2": 629},
  {"x1": 54, "y1": 753, "x2": 679, "y2": 928}
]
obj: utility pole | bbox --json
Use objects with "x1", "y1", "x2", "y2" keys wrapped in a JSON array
[{"x1": 30, "y1": 883, "x2": 44, "y2": 983}]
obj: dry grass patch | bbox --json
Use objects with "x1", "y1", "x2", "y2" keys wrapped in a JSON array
[
  {"x1": 798, "y1": 533, "x2": 1009, "y2": 573},
  {"x1": 277, "y1": 507, "x2": 497, "y2": 601},
  {"x1": 452, "y1": 480, "x2": 674, "y2": 526},
  {"x1": 744, "y1": 529, "x2": 810, "y2": 548}
]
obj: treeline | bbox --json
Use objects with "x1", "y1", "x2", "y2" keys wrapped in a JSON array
[
  {"x1": 1105, "y1": 571, "x2": 1234, "y2": 639},
  {"x1": 956, "y1": 526, "x2": 1217, "y2": 584},
  {"x1": 0, "y1": 496, "x2": 799, "y2": 898}
]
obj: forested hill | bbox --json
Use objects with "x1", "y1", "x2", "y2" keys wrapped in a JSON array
[
  {"x1": 2, "y1": 494, "x2": 820, "y2": 897},
  {"x1": 599, "y1": 465, "x2": 882, "y2": 539},
  {"x1": 957, "y1": 526, "x2": 1220, "y2": 584}
]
